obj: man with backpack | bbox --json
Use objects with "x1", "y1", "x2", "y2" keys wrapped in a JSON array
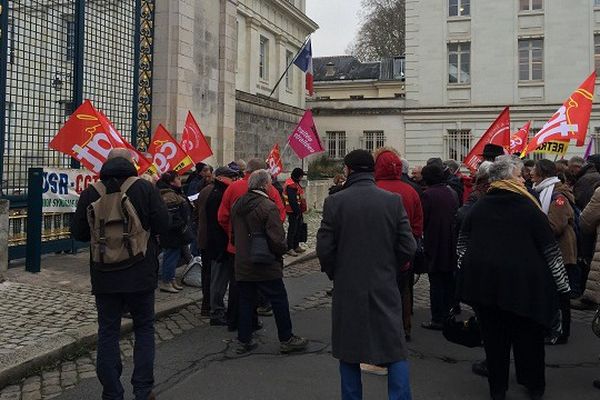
[{"x1": 71, "y1": 149, "x2": 169, "y2": 400}]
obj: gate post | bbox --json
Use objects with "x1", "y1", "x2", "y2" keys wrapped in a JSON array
[
  {"x1": 25, "y1": 168, "x2": 43, "y2": 273},
  {"x1": 0, "y1": 0, "x2": 9, "y2": 190},
  {"x1": 0, "y1": 199, "x2": 8, "y2": 278},
  {"x1": 70, "y1": 0, "x2": 85, "y2": 169}
]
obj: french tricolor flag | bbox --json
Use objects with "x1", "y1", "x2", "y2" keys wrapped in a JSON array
[{"x1": 293, "y1": 38, "x2": 314, "y2": 96}]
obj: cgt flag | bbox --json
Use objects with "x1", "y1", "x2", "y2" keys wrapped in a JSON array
[
  {"x1": 508, "y1": 121, "x2": 531, "y2": 155},
  {"x1": 149, "y1": 124, "x2": 194, "y2": 175},
  {"x1": 180, "y1": 112, "x2": 213, "y2": 163},
  {"x1": 49, "y1": 100, "x2": 151, "y2": 175},
  {"x1": 463, "y1": 106, "x2": 511, "y2": 172},
  {"x1": 266, "y1": 143, "x2": 284, "y2": 176},
  {"x1": 288, "y1": 109, "x2": 324, "y2": 159},
  {"x1": 522, "y1": 72, "x2": 596, "y2": 156}
]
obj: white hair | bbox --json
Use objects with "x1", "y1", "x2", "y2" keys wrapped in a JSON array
[
  {"x1": 489, "y1": 155, "x2": 524, "y2": 182},
  {"x1": 248, "y1": 169, "x2": 271, "y2": 190},
  {"x1": 401, "y1": 158, "x2": 409, "y2": 175}
]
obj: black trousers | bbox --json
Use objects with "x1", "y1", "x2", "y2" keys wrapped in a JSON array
[
  {"x1": 428, "y1": 271, "x2": 455, "y2": 323},
  {"x1": 476, "y1": 307, "x2": 546, "y2": 396},
  {"x1": 287, "y1": 213, "x2": 303, "y2": 250},
  {"x1": 200, "y1": 250, "x2": 212, "y2": 313},
  {"x1": 225, "y1": 253, "x2": 258, "y2": 330}
]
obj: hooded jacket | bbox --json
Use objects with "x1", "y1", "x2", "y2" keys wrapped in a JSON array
[
  {"x1": 230, "y1": 190, "x2": 288, "y2": 281},
  {"x1": 374, "y1": 148, "x2": 423, "y2": 238},
  {"x1": 71, "y1": 157, "x2": 169, "y2": 294}
]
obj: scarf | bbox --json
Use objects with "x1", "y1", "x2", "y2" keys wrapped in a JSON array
[
  {"x1": 532, "y1": 176, "x2": 561, "y2": 214},
  {"x1": 489, "y1": 179, "x2": 542, "y2": 211}
]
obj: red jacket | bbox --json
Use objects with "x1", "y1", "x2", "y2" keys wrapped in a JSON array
[
  {"x1": 374, "y1": 150, "x2": 424, "y2": 238},
  {"x1": 218, "y1": 175, "x2": 286, "y2": 254}
]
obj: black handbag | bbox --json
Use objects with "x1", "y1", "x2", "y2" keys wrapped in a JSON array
[
  {"x1": 248, "y1": 231, "x2": 277, "y2": 265},
  {"x1": 442, "y1": 306, "x2": 482, "y2": 348},
  {"x1": 412, "y1": 237, "x2": 428, "y2": 275}
]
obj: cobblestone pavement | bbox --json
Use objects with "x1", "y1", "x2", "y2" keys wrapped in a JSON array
[{"x1": 0, "y1": 283, "x2": 97, "y2": 356}]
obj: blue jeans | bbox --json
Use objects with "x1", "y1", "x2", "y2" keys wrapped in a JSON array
[
  {"x1": 339, "y1": 361, "x2": 411, "y2": 400},
  {"x1": 238, "y1": 279, "x2": 293, "y2": 343},
  {"x1": 161, "y1": 248, "x2": 181, "y2": 282},
  {"x1": 95, "y1": 291, "x2": 155, "y2": 400}
]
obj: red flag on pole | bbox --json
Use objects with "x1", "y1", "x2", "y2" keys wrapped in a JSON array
[
  {"x1": 49, "y1": 100, "x2": 151, "y2": 175},
  {"x1": 180, "y1": 112, "x2": 213, "y2": 163},
  {"x1": 266, "y1": 144, "x2": 284, "y2": 176},
  {"x1": 522, "y1": 72, "x2": 596, "y2": 156},
  {"x1": 148, "y1": 124, "x2": 194, "y2": 174},
  {"x1": 463, "y1": 106, "x2": 511, "y2": 172},
  {"x1": 508, "y1": 121, "x2": 531, "y2": 155},
  {"x1": 288, "y1": 110, "x2": 324, "y2": 159}
]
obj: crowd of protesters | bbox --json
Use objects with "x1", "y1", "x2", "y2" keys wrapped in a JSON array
[{"x1": 70, "y1": 143, "x2": 600, "y2": 400}]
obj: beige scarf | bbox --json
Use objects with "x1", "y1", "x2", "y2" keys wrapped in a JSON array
[{"x1": 489, "y1": 179, "x2": 542, "y2": 211}]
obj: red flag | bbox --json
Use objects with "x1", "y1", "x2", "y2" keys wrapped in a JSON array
[
  {"x1": 148, "y1": 124, "x2": 194, "y2": 174},
  {"x1": 508, "y1": 121, "x2": 531, "y2": 155},
  {"x1": 180, "y1": 112, "x2": 213, "y2": 163},
  {"x1": 523, "y1": 72, "x2": 596, "y2": 156},
  {"x1": 266, "y1": 144, "x2": 284, "y2": 176},
  {"x1": 49, "y1": 100, "x2": 151, "y2": 175},
  {"x1": 288, "y1": 110, "x2": 324, "y2": 159},
  {"x1": 463, "y1": 107, "x2": 510, "y2": 172}
]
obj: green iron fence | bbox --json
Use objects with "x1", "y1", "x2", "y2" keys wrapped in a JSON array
[{"x1": 0, "y1": 0, "x2": 155, "y2": 265}]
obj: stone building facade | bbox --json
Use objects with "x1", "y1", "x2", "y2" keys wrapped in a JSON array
[
  {"x1": 152, "y1": 0, "x2": 317, "y2": 167},
  {"x1": 404, "y1": 0, "x2": 600, "y2": 167}
]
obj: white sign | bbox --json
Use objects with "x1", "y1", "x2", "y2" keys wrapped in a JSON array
[{"x1": 42, "y1": 168, "x2": 99, "y2": 212}]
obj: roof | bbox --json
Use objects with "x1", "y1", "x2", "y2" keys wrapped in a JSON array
[{"x1": 313, "y1": 55, "x2": 404, "y2": 82}]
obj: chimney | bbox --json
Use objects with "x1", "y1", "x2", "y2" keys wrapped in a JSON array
[{"x1": 325, "y1": 62, "x2": 336, "y2": 77}]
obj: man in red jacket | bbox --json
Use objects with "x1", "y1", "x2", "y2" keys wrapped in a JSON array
[
  {"x1": 374, "y1": 148, "x2": 423, "y2": 344},
  {"x1": 217, "y1": 158, "x2": 286, "y2": 330}
]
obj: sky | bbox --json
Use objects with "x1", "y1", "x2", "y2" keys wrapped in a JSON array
[{"x1": 305, "y1": 0, "x2": 362, "y2": 57}]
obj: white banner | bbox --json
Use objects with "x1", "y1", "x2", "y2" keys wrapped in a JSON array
[{"x1": 42, "y1": 168, "x2": 99, "y2": 212}]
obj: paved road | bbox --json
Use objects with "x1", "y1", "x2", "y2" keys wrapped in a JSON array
[{"x1": 45, "y1": 260, "x2": 600, "y2": 400}]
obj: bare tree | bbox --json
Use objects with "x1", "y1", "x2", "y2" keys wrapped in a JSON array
[{"x1": 347, "y1": 0, "x2": 405, "y2": 61}]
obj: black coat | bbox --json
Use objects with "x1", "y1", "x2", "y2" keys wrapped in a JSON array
[
  {"x1": 158, "y1": 181, "x2": 194, "y2": 249},
  {"x1": 317, "y1": 172, "x2": 417, "y2": 365},
  {"x1": 457, "y1": 189, "x2": 570, "y2": 328},
  {"x1": 574, "y1": 165, "x2": 600, "y2": 210},
  {"x1": 71, "y1": 158, "x2": 169, "y2": 295},
  {"x1": 422, "y1": 184, "x2": 460, "y2": 273},
  {"x1": 205, "y1": 180, "x2": 230, "y2": 261}
]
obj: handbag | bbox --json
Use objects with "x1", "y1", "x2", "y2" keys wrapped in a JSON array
[
  {"x1": 442, "y1": 306, "x2": 482, "y2": 348},
  {"x1": 298, "y1": 222, "x2": 308, "y2": 243},
  {"x1": 243, "y1": 218, "x2": 277, "y2": 265},
  {"x1": 593, "y1": 307, "x2": 600, "y2": 338},
  {"x1": 181, "y1": 256, "x2": 203, "y2": 287},
  {"x1": 412, "y1": 237, "x2": 428, "y2": 275}
]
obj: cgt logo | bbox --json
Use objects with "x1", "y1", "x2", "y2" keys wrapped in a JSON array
[{"x1": 152, "y1": 139, "x2": 178, "y2": 174}]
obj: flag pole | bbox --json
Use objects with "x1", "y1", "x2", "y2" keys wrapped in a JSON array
[{"x1": 268, "y1": 36, "x2": 311, "y2": 99}]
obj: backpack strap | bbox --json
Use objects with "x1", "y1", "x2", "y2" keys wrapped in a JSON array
[
  {"x1": 91, "y1": 181, "x2": 107, "y2": 197},
  {"x1": 119, "y1": 176, "x2": 139, "y2": 194},
  {"x1": 119, "y1": 177, "x2": 139, "y2": 259}
]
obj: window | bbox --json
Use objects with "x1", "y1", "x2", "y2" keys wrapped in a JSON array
[
  {"x1": 259, "y1": 36, "x2": 269, "y2": 80},
  {"x1": 393, "y1": 57, "x2": 405, "y2": 80},
  {"x1": 448, "y1": 43, "x2": 470, "y2": 84},
  {"x1": 285, "y1": 50, "x2": 294, "y2": 90},
  {"x1": 64, "y1": 15, "x2": 75, "y2": 61},
  {"x1": 445, "y1": 130, "x2": 472, "y2": 161},
  {"x1": 519, "y1": 39, "x2": 543, "y2": 81},
  {"x1": 595, "y1": 35, "x2": 600, "y2": 74},
  {"x1": 449, "y1": 0, "x2": 470, "y2": 16},
  {"x1": 596, "y1": 0, "x2": 600, "y2": 7},
  {"x1": 363, "y1": 131, "x2": 386, "y2": 153},
  {"x1": 327, "y1": 131, "x2": 347, "y2": 159},
  {"x1": 520, "y1": 0, "x2": 543, "y2": 11}
]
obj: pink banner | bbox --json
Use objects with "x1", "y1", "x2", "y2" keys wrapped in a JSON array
[{"x1": 288, "y1": 110, "x2": 324, "y2": 159}]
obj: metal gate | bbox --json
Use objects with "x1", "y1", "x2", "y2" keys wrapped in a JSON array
[{"x1": 0, "y1": 0, "x2": 155, "y2": 262}]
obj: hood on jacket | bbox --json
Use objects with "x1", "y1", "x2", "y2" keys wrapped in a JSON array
[
  {"x1": 554, "y1": 181, "x2": 575, "y2": 204},
  {"x1": 99, "y1": 157, "x2": 137, "y2": 181},
  {"x1": 374, "y1": 148, "x2": 403, "y2": 180}
]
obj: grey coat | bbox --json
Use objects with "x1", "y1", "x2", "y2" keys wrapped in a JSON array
[{"x1": 317, "y1": 172, "x2": 417, "y2": 364}]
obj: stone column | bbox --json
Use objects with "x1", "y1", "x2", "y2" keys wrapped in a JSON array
[
  {"x1": 246, "y1": 18, "x2": 261, "y2": 95},
  {"x1": 275, "y1": 35, "x2": 287, "y2": 103},
  {"x1": 0, "y1": 200, "x2": 9, "y2": 279}
]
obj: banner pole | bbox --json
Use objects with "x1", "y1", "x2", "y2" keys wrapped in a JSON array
[{"x1": 268, "y1": 36, "x2": 310, "y2": 99}]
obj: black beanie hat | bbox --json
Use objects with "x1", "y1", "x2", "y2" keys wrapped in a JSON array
[
  {"x1": 344, "y1": 150, "x2": 375, "y2": 173},
  {"x1": 291, "y1": 167, "x2": 306, "y2": 181},
  {"x1": 422, "y1": 164, "x2": 445, "y2": 186}
]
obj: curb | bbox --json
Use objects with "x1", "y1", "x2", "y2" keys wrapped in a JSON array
[
  {"x1": 284, "y1": 250, "x2": 318, "y2": 268},
  {"x1": 0, "y1": 291, "x2": 201, "y2": 389}
]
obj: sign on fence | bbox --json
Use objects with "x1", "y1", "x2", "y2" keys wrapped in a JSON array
[{"x1": 42, "y1": 169, "x2": 99, "y2": 212}]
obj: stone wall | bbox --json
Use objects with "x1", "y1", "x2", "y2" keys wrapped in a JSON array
[
  {"x1": 0, "y1": 200, "x2": 9, "y2": 278},
  {"x1": 235, "y1": 90, "x2": 304, "y2": 169}
]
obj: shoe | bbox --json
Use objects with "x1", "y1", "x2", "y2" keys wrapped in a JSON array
[
  {"x1": 210, "y1": 318, "x2": 228, "y2": 326},
  {"x1": 360, "y1": 363, "x2": 388, "y2": 376},
  {"x1": 280, "y1": 335, "x2": 308, "y2": 354},
  {"x1": 472, "y1": 360, "x2": 489, "y2": 377},
  {"x1": 570, "y1": 298, "x2": 595, "y2": 310},
  {"x1": 593, "y1": 379, "x2": 600, "y2": 389},
  {"x1": 148, "y1": 392, "x2": 157, "y2": 400},
  {"x1": 294, "y1": 247, "x2": 306, "y2": 254},
  {"x1": 421, "y1": 321, "x2": 443, "y2": 331},
  {"x1": 257, "y1": 306, "x2": 274, "y2": 317},
  {"x1": 159, "y1": 281, "x2": 179, "y2": 293},
  {"x1": 171, "y1": 280, "x2": 183, "y2": 291},
  {"x1": 286, "y1": 250, "x2": 299, "y2": 257},
  {"x1": 236, "y1": 340, "x2": 258, "y2": 354}
]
